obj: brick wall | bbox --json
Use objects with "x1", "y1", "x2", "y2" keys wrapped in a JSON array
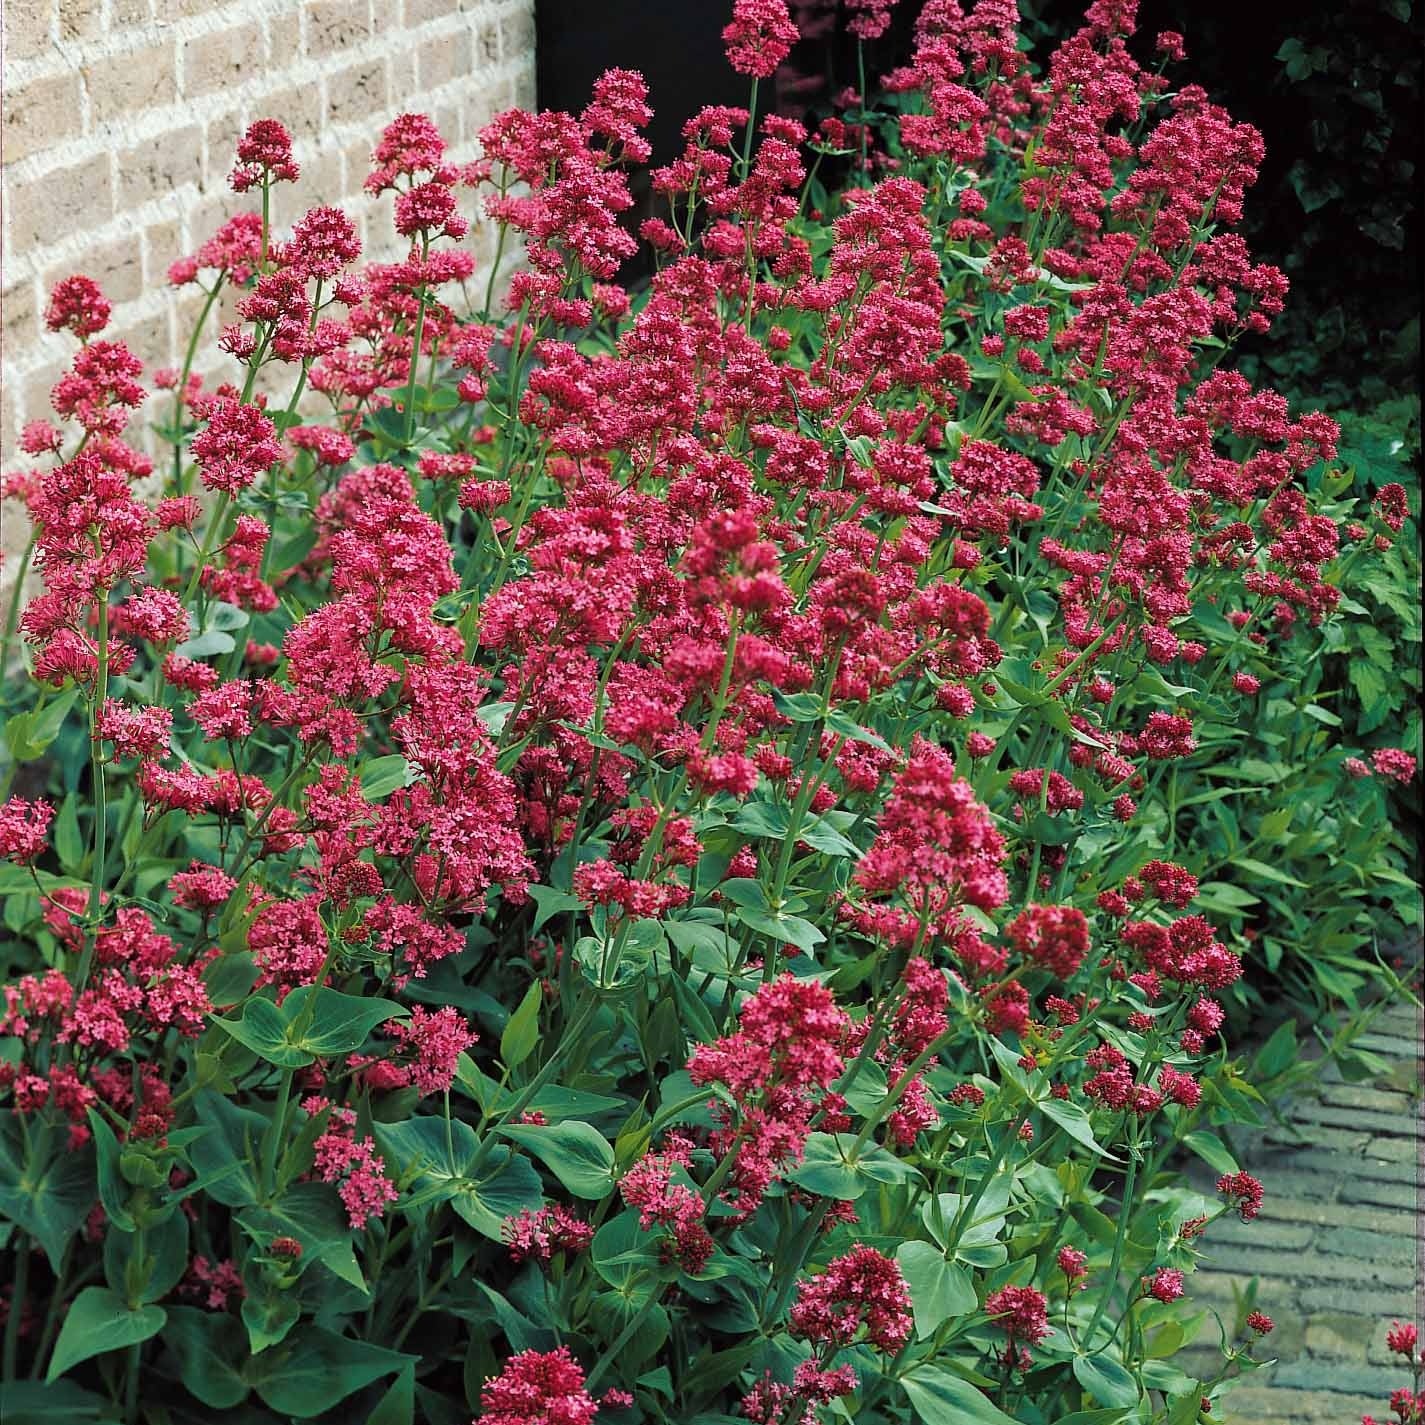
[{"x1": 0, "y1": 0, "x2": 536, "y2": 598}]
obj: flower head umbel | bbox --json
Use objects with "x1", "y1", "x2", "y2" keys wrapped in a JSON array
[
  {"x1": 475, "y1": 1345, "x2": 599, "y2": 1425},
  {"x1": 230, "y1": 118, "x2": 300, "y2": 191},
  {"x1": 789, "y1": 1247, "x2": 912, "y2": 1353},
  {"x1": 723, "y1": 0, "x2": 800, "y2": 79}
]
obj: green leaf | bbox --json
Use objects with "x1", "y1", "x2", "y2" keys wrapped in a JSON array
[
  {"x1": 734, "y1": 907, "x2": 824, "y2": 953},
  {"x1": 367, "y1": 1366, "x2": 416, "y2": 1425},
  {"x1": 787, "y1": 1133, "x2": 867, "y2": 1200},
  {"x1": 1073, "y1": 1354, "x2": 1141, "y2": 1408},
  {"x1": 1041, "y1": 1097, "x2": 1114, "y2": 1158},
  {"x1": 287, "y1": 985, "x2": 406, "y2": 1057},
  {"x1": 359, "y1": 755, "x2": 412, "y2": 800},
  {"x1": 4, "y1": 687, "x2": 79, "y2": 761},
  {"x1": 895, "y1": 1242, "x2": 977, "y2": 1339},
  {"x1": 499, "y1": 1120, "x2": 616, "y2": 1199},
  {"x1": 247, "y1": 1326, "x2": 416, "y2": 1418},
  {"x1": 217, "y1": 988, "x2": 404, "y2": 1067},
  {"x1": 528, "y1": 884, "x2": 581, "y2": 935},
  {"x1": 1181, "y1": 1130, "x2": 1238, "y2": 1177},
  {"x1": 173, "y1": 630, "x2": 235, "y2": 659},
  {"x1": 1232, "y1": 857, "x2": 1309, "y2": 889},
  {"x1": 46, "y1": 1287, "x2": 166, "y2": 1382},
  {"x1": 217, "y1": 996, "x2": 313, "y2": 1068},
  {"x1": 0, "y1": 1117, "x2": 95, "y2": 1272},
  {"x1": 376, "y1": 1118, "x2": 543, "y2": 1239},
  {"x1": 241, "y1": 1284, "x2": 301, "y2": 1354},
  {"x1": 53, "y1": 795, "x2": 83, "y2": 873},
  {"x1": 0, "y1": 1379, "x2": 111, "y2": 1423},
  {"x1": 162, "y1": 1305, "x2": 250, "y2": 1409},
  {"x1": 188, "y1": 1091, "x2": 265, "y2": 1207},
  {"x1": 592, "y1": 1209, "x2": 670, "y2": 1296},
  {"x1": 88, "y1": 1110, "x2": 136, "y2": 1233},
  {"x1": 902, "y1": 1364, "x2": 1021, "y2": 1424},
  {"x1": 501, "y1": 979, "x2": 543, "y2": 1069},
  {"x1": 238, "y1": 1181, "x2": 364, "y2": 1290}
]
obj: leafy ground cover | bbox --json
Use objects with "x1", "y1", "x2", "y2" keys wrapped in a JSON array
[{"x1": 0, "y1": 1, "x2": 1419, "y2": 1422}]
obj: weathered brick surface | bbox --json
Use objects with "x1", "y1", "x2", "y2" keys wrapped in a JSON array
[
  {"x1": 2, "y1": 0, "x2": 535, "y2": 599},
  {"x1": 1182, "y1": 983, "x2": 1423, "y2": 1425}
]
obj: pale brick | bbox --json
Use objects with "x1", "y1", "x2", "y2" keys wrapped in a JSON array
[
  {"x1": 498, "y1": 5, "x2": 532, "y2": 60},
  {"x1": 266, "y1": 10, "x2": 302, "y2": 65},
  {"x1": 405, "y1": 0, "x2": 458, "y2": 23},
  {"x1": 143, "y1": 218, "x2": 183, "y2": 285},
  {"x1": 21, "y1": 362, "x2": 67, "y2": 433},
  {"x1": 181, "y1": 22, "x2": 263, "y2": 98},
  {"x1": 473, "y1": 17, "x2": 500, "y2": 66},
  {"x1": 3, "y1": 0, "x2": 55, "y2": 61},
  {"x1": 45, "y1": 231, "x2": 145, "y2": 307},
  {"x1": 2, "y1": 71, "x2": 82, "y2": 165},
  {"x1": 117, "y1": 124, "x2": 204, "y2": 208},
  {"x1": 305, "y1": 0, "x2": 372, "y2": 54},
  {"x1": 8, "y1": 152, "x2": 113, "y2": 257},
  {"x1": 325, "y1": 58, "x2": 388, "y2": 125},
  {"x1": 250, "y1": 83, "x2": 325, "y2": 144},
  {"x1": 2, "y1": 278, "x2": 40, "y2": 356},
  {"x1": 85, "y1": 39, "x2": 178, "y2": 128},
  {"x1": 417, "y1": 31, "x2": 466, "y2": 89},
  {"x1": 111, "y1": 0, "x2": 154, "y2": 28},
  {"x1": 57, "y1": 0, "x2": 103, "y2": 43}
]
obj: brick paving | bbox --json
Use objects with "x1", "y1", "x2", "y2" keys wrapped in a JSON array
[{"x1": 1183, "y1": 993, "x2": 1423, "y2": 1423}]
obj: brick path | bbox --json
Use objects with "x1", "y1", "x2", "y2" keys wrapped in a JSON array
[{"x1": 1184, "y1": 992, "x2": 1423, "y2": 1423}]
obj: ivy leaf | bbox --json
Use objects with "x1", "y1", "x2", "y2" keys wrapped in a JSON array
[
  {"x1": 499, "y1": 1120, "x2": 616, "y2": 1199},
  {"x1": 46, "y1": 1287, "x2": 166, "y2": 1382}
]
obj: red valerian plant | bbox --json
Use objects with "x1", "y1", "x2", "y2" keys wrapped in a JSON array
[{"x1": 0, "y1": 1, "x2": 1417, "y2": 1421}]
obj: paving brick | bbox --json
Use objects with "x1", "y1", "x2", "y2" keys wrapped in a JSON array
[
  {"x1": 1339, "y1": 1178, "x2": 1418, "y2": 1210},
  {"x1": 1204, "y1": 1248, "x2": 1414, "y2": 1288},
  {"x1": 1314, "y1": 1223, "x2": 1412, "y2": 1262},
  {"x1": 1298, "y1": 1284, "x2": 1417, "y2": 1317},
  {"x1": 1318, "y1": 1081, "x2": 1415, "y2": 1114},
  {"x1": 1209, "y1": 1217, "x2": 1315, "y2": 1252},
  {"x1": 1303, "y1": 1311, "x2": 1376, "y2": 1362},
  {"x1": 1290, "y1": 1102, "x2": 1420, "y2": 1137},
  {"x1": 1271, "y1": 1359, "x2": 1398, "y2": 1395},
  {"x1": 1220, "y1": 1384, "x2": 1383, "y2": 1424}
]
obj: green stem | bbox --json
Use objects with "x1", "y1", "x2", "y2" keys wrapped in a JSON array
[
  {"x1": 3, "y1": 1234, "x2": 29, "y2": 1379},
  {"x1": 1083, "y1": 1146, "x2": 1139, "y2": 1348},
  {"x1": 173, "y1": 282, "x2": 223, "y2": 495},
  {"x1": 0, "y1": 531, "x2": 36, "y2": 675},
  {"x1": 71, "y1": 593, "x2": 112, "y2": 1004},
  {"x1": 403, "y1": 239, "x2": 431, "y2": 447}
]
